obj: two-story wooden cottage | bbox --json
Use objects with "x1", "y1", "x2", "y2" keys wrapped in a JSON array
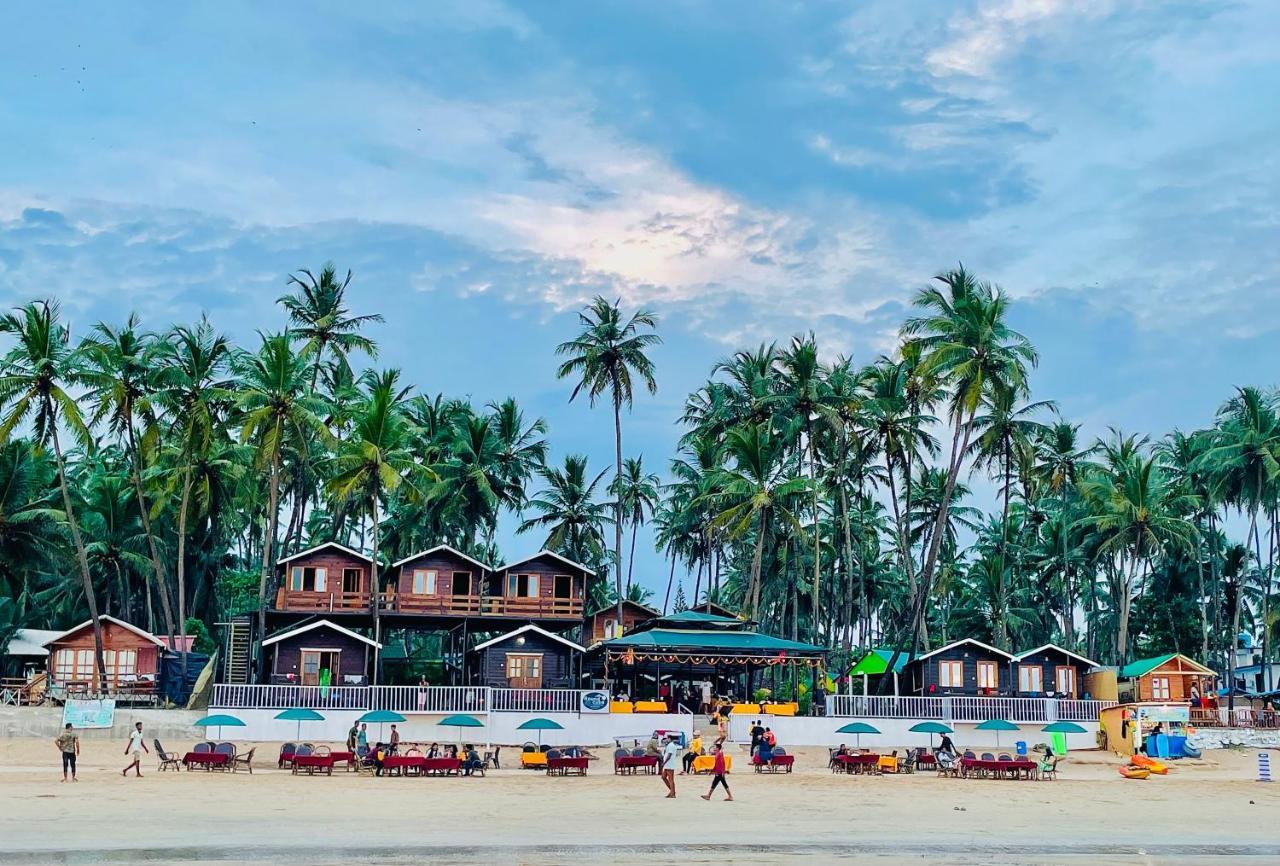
[
  {"x1": 275, "y1": 543, "x2": 375, "y2": 617},
  {"x1": 904, "y1": 638, "x2": 1016, "y2": 697},
  {"x1": 262, "y1": 619, "x2": 381, "y2": 686}
]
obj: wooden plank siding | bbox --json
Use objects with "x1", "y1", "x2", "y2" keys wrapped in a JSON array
[
  {"x1": 47, "y1": 620, "x2": 160, "y2": 692},
  {"x1": 907, "y1": 643, "x2": 1015, "y2": 697},
  {"x1": 466, "y1": 630, "x2": 577, "y2": 689},
  {"x1": 1013, "y1": 648, "x2": 1088, "y2": 698},
  {"x1": 268, "y1": 624, "x2": 373, "y2": 685},
  {"x1": 275, "y1": 549, "x2": 372, "y2": 613},
  {"x1": 393, "y1": 549, "x2": 482, "y2": 614},
  {"x1": 584, "y1": 601, "x2": 657, "y2": 644},
  {"x1": 1134, "y1": 658, "x2": 1214, "y2": 702}
]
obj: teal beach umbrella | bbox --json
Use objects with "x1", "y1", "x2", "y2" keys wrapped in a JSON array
[
  {"x1": 908, "y1": 721, "x2": 953, "y2": 749},
  {"x1": 193, "y1": 713, "x2": 245, "y2": 740},
  {"x1": 835, "y1": 721, "x2": 880, "y2": 749},
  {"x1": 357, "y1": 710, "x2": 406, "y2": 742},
  {"x1": 975, "y1": 718, "x2": 1020, "y2": 748},
  {"x1": 1041, "y1": 721, "x2": 1087, "y2": 734},
  {"x1": 440, "y1": 713, "x2": 485, "y2": 747},
  {"x1": 275, "y1": 707, "x2": 325, "y2": 740},
  {"x1": 517, "y1": 717, "x2": 564, "y2": 748}
]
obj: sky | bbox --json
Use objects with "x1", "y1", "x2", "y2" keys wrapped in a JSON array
[{"x1": 0, "y1": 1, "x2": 1278, "y2": 603}]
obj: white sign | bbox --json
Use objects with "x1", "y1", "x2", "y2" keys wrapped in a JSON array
[
  {"x1": 580, "y1": 690, "x2": 610, "y2": 714},
  {"x1": 63, "y1": 698, "x2": 116, "y2": 729}
]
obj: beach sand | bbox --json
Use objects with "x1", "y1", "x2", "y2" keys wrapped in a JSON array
[{"x1": 3, "y1": 737, "x2": 1277, "y2": 865}]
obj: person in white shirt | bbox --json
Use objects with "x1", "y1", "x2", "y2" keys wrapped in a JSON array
[
  {"x1": 122, "y1": 721, "x2": 149, "y2": 777},
  {"x1": 660, "y1": 735, "x2": 682, "y2": 798}
]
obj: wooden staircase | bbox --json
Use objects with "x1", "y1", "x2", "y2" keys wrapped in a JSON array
[
  {"x1": 224, "y1": 617, "x2": 252, "y2": 684},
  {"x1": 0, "y1": 672, "x2": 47, "y2": 705}
]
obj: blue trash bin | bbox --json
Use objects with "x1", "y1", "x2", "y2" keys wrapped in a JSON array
[{"x1": 1015, "y1": 741, "x2": 1027, "y2": 756}]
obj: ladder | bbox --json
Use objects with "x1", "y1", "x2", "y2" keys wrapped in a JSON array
[{"x1": 224, "y1": 617, "x2": 252, "y2": 684}]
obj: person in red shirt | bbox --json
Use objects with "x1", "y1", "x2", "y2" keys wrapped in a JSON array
[{"x1": 700, "y1": 742, "x2": 733, "y2": 802}]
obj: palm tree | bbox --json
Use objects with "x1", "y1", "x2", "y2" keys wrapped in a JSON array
[
  {"x1": 327, "y1": 369, "x2": 427, "y2": 683},
  {"x1": 0, "y1": 301, "x2": 107, "y2": 685},
  {"x1": 81, "y1": 315, "x2": 179, "y2": 644},
  {"x1": 0, "y1": 440, "x2": 62, "y2": 603},
  {"x1": 556, "y1": 296, "x2": 660, "y2": 629},
  {"x1": 236, "y1": 333, "x2": 329, "y2": 676},
  {"x1": 519, "y1": 455, "x2": 613, "y2": 574},
  {"x1": 612, "y1": 456, "x2": 661, "y2": 593},
  {"x1": 280, "y1": 264, "x2": 383, "y2": 387},
  {"x1": 488, "y1": 397, "x2": 549, "y2": 514}
]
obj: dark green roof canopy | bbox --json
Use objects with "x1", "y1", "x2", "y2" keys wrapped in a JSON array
[{"x1": 599, "y1": 628, "x2": 824, "y2": 655}]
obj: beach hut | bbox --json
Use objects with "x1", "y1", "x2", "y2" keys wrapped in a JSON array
[
  {"x1": 261, "y1": 619, "x2": 380, "y2": 686},
  {"x1": 466, "y1": 624, "x2": 584, "y2": 690},
  {"x1": 584, "y1": 600, "x2": 659, "y2": 644},
  {"x1": 844, "y1": 648, "x2": 912, "y2": 696},
  {"x1": 903, "y1": 639, "x2": 1015, "y2": 697},
  {"x1": 43, "y1": 615, "x2": 165, "y2": 698},
  {"x1": 1117, "y1": 654, "x2": 1216, "y2": 704},
  {"x1": 1012, "y1": 644, "x2": 1098, "y2": 698},
  {"x1": 1099, "y1": 703, "x2": 1192, "y2": 757}
]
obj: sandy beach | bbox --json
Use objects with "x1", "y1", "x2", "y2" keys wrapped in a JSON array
[{"x1": 3, "y1": 737, "x2": 1277, "y2": 865}]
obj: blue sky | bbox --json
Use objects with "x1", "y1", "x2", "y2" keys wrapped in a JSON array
[{"x1": 1, "y1": 2, "x2": 1278, "y2": 601}]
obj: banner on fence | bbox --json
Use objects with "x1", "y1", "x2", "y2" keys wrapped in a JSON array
[
  {"x1": 63, "y1": 698, "x2": 116, "y2": 729},
  {"x1": 580, "y1": 690, "x2": 610, "y2": 714}
]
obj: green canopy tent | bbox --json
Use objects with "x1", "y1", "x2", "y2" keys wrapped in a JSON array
[
  {"x1": 1042, "y1": 720, "x2": 1086, "y2": 755},
  {"x1": 193, "y1": 714, "x2": 245, "y2": 741},
  {"x1": 908, "y1": 721, "x2": 953, "y2": 749},
  {"x1": 975, "y1": 718, "x2": 1020, "y2": 749},
  {"x1": 275, "y1": 707, "x2": 325, "y2": 741},
  {"x1": 835, "y1": 721, "x2": 880, "y2": 750},
  {"x1": 439, "y1": 713, "x2": 485, "y2": 749},
  {"x1": 516, "y1": 717, "x2": 564, "y2": 749},
  {"x1": 357, "y1": 710, "x2": 406, "y2": 743}
]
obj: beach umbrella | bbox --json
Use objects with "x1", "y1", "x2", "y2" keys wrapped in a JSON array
[
  {"x1": 193, "y1": 713, "x2": 245, "y2": 741},
  {"x1": 439, "y1": 713, "x2": 485, "y2": 747},
  {"x1": 357, "y1": 709, "x2": 406, "y2": 742},
  {"x1": 1041, "y1": 721, "x2": 1087, "y2": 734},
  {"x1": 908, "y1": 721, "x2": 953, "y2": 749},
  {"x1": 517, "y1": 717, "x2": 564, "y2": 748},
  {"x1": 274, "y1": 708, "x2": 325, "y2": 741},
  {"x1": 975, "y1": 718, "x2": 1020, "y2": 749},
  {"x1": 835, "y1": 721, "x2": 880, "y2": 750}
]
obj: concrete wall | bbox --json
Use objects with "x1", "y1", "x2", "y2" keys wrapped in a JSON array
[
  {"x1": 207, "y1": 706, "x2": 693, "y2": 746},
  {"x1": 0, "y1": 706, "x2": 203, "y2": 740},
  {"x1": 1189, "y1": 728, "x2": 1280, "y2": 750},
  {"x1": 728, "y1": 714, "x2": 1099, "y2": 751}
]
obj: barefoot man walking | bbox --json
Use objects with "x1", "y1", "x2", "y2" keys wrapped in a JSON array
[
  {"x1": 122, "y1": 721, "x2": 148, "y2": 777},
  {"x1": 700, "y1": 742, "x2": 733, "y2": 802},
  {"x1": 660, "y1": 734, "x2": 681, "y2": 798}
]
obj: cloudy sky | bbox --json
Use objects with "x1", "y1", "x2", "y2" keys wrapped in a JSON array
[{"x1": 1, "y1": 1, "x2": 1277, "y2": 598}]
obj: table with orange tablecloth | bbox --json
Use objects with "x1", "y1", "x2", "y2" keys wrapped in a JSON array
[
  {"x1": 691, "y1": 754, "x2": 733, "y2": 774},
  {"x1": 763, "y1": 703, "x2": 798, "y2": 716},
  {"x1": 521, "y1": 751, "x2": 548, "y2": 768},
  {"x1": 730, "y1": 703, "x2": 761, "y2": 715},
  {"x1": 609, "y1": 701, "x2": 634, "y2": 714},
  {"x1": 634, "y1": 700, "x2": 668, "y2": 713}
]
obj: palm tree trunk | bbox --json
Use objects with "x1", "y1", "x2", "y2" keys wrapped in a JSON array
[
  {"x1": 1195, "y1": 516, "x2": 1209, "y2": 663},
  {"x1": 626, "y1": 519, "x2": 639, "y2": 594},
  {"x1": 126, "y1": 421, "x2": 177, "y2": 645},
  {"x1": 176, "y1": 463, "x2": 194, "y2": 683},
  {"x1": 662, "y1": 555, "x2": 676, "y2": 614},
  {"x1": 49, "y1": 422, "x2": 107, "y2": 689},
  {"x1": 839, "y1": 484, "x2": 855, "y2": 652},
  {"x1": 371, "y1": 497, "x2": 382, "y2": 686},
  {"x1": 612, "y1": 394, "x2": 625, "y2": 637},
  {"x1": 809, "y1": 430, "x2": 821, "y2": 646},
  {"x1": 749, "y1": 510, "x2": 767, "y2": 616},
  {"x1": 255, "y1": 436, "x2": 283, "y2": 683}
]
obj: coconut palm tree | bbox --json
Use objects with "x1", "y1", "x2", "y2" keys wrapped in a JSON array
[
  {"x1": 612, "y1": 456, "x2": 661, "y2": 593},
  {"x1": 519, "y1": 455, "x2": 613, "y2": 576},
  {"x1": 280, "y1": 264, "x2": 383, "y2": 387},
  {"x1": 0, "y1": 301, "x2": 106, "y2": 685},
  {"x1": 555, "y1": 296, "x2": 660, "y2": 629}
]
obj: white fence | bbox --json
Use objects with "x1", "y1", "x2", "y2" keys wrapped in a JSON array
[
  {"x1": 371, "y1": 686, "x2": 489, "y2": 714},
  {"x1": 212, "y1": 684, "x2": 579, "y2": 714},
  {"x1": 827, "y1": 694, "x2": 1113, "y2": 723},
  {"x1": 490, "y1": 688, "x2": 581, "y2": 714}
]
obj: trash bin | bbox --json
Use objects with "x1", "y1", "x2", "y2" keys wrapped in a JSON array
[{"x1": 1015, "y1": 741, "x2": 1027, "y2": 756}]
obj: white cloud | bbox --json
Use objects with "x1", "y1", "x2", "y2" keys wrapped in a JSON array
[{"x1": 925, "y1": 0, "x2": 1115, "y2": 78}]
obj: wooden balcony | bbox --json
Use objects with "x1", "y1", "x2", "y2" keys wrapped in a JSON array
[{"x1": 274, "y1": 588, "x2": 583, "y2": 620}]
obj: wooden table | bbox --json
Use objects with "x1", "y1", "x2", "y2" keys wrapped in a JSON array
[
  {"x1": 183, "y1": 752, "x2": 229, "y2": 771},
  {"x1": 960, "y1": 758, "x2": 1037, "y2": 779},
  {"x1": 547, "y1": 756, "x2": 588, "y2": 776},
  {"x1": 834, "y1": 753, "x2": 880, "y2": 775},
  {"x1": 691, "y1": 754, "x2": 732, "y2": 774},
  {"x1": 291, "y1": 754, "x2": 334, "y2": 776}
]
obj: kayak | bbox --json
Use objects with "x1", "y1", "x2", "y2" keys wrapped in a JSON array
[
  {"x1": 1119, "y1": 765, "x2": 1151, "y2": 779},
  {"x1": 1131, "y1": 754, "x2": 1169, "y2": 774},
  {"x1": 1182, "y1": 744, "x2": 1202, "y2": 759}
]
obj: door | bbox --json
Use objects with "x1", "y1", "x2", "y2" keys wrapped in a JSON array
[
  {"x1": 300, "y1": 650, "x2": 340, "y2": 686},
  {"x1": 1055, "y1": 666, "x2": 1077, "y2": 697},
  {"x1": 506, "y1": 653, "x2": 543, "y2": 689}
]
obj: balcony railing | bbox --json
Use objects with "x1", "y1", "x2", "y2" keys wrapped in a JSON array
[
  {"x1": 371, "y1": 685, "x2": 489, "y2": 713},
  {"x1": 273, "y1": 589, "x2": 583, "y2": 619},
  {"x1": 1192, "y1": 707, "x2": 1280, "y2": 729},
  {"x1": 211, "y1": 684, "x2": 591, "y2": 714},
  {"x1": 275, "y1": 588, "x2": 370, "y2": 612},
  {"x1": 491, "y1": 688, "x2": 581, "y2": 713},
  {"x1": 827, "y1": 694, "x2": 1113, "y2": 723}
]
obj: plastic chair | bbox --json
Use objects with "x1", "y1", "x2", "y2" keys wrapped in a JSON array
[{"x1": 193, "y1": 742, "x2": 212, "y2": 754}]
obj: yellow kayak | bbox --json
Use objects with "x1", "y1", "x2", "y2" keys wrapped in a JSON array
[
  {"x1": 1119, "y1": 765, "x2": 1151, "y2": 779},
  {"x1": 1131, "y1": 754, "x2": 1169, "y2": 774}
]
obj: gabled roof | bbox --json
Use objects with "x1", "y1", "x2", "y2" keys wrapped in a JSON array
[
  {"x1": 277, "y1": 541, "x2": 372, "y2": 566},
  {"x1": 1014, "y1": 643, "x2": 1100, "y2": 668},
  {"x1": 261, "y1": 619, "x2": 381, "y2": 649},
  {"x1": 4, "y1": 628, "x2": 61, "y2": 656},
  {"x1": 911, "y1": 638, "x2": 1015, "y2": 664},
  {"x1": 587, "y1": 599, "x2": 660, "y2": 618},
  {"x1": 1120, "y1": 653, "x2": 1215, "y2": 679},
  {"x1": 391, "y1": 544, "x2": 491, "y2": 572},
  {"x1": 690, "y1": 601, "x2": 739, "y2": 619},
  {"x1": 495, "y1": 550, "x2": 596, "y2": 576},
  {"x1": 846, "y1": 648, "x2": 912, "y2": 677},
  {"x1": 599, "y1": 628, "x2": 825, "y2": 654},
  {"x1": 42, "y1": 615, "x2": 165, "y2": 648},
  {"x1": 471, "y1": 624, "x2": 585, "y2": 653}
]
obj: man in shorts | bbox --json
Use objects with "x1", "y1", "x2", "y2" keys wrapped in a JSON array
[
  {"x1": 56, "y1": 723, "x2": 79, "y2": 782},
  {"x1": 122, "y1": 721, "x2": 148, "y2": 777},
  {"x1": 660, "y1": 734, "x2": 682, "y2": 798}
]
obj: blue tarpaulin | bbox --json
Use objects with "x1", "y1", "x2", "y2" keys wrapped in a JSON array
[{"x1": 158, "y1": 652, "x2": 209, "y2": 706}]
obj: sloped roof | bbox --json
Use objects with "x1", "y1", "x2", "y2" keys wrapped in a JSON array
[
  {"x1": 1015, "y1": 643, "x2": 1100, "y2": 668},
  {"x1": 495, "y1": 550, "x2": 596, "y2": 576},
  {"x1": 1120, "y1": 653, "x2": 1215, "y2": 678},
  {"x1": 390, "y1": 544, "x2": 491, "y2": 571},
  {"x1": 846, "y1": 648, "x2": 912, "y2": 677},
  {"x1": 277, "y1": 541, "x2": 372, "y2": 566},
  {"x1": 586, "y1": 599, "x2": 660, "y2": 618},
  {"x1": 42, "y1": 615, "x2": 164, "y2": 648},
  {"x1": 4, "y1": 628, "x2": 61, "y2": 656},
  {"x1": 261, "y1": 619, "x2": 381, "y2": 649},
  {"x1": 599, "y1": 628, "x2": 825, "y2": 655},
  {"x1": 911, "y1": 638, "x2": 1015, "y2": 663},
  {"x1": 471, "y1": 624, "x2": 585, "y2": 653}
]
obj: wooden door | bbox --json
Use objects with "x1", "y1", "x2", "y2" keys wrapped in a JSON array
[
  {"x1": 301, "y1": 650, "x2": 340, "y2": 686},
  {"x1": 506, "y1": 653, "x2": 543, "y2": 689}
]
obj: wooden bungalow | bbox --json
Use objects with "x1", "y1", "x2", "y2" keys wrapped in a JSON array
[
  {"x1": 584, "y1": 600, "x2": 660, "y2": 645},
  {"x1": 1012, "y1": 644, "x2": 1098, "y2": 699},
  {"x1": 262, "y1": 619, "x2": 380, "y2": 686},
  {"x1": 487, "y1": 551, "x2": 592, "y2": 620},
  {"x1": 389, "y1": 544, "x2": 492, "y2": 616},
  {"x1": 1118, "y1": 653, "x2": 1216, "y2": 703},
  {"x1": 465, "y1": 624, "x2": 584, "y2": 689},
  {"x1": 275, "y1": 542, "x2": 375, "y2": 615},
  {"x1": 44, "y1": 615, "x2": 165, "y2": 696},
  {"x1": 904, "y1": 638, "x2": 1016, "y2": 697},
  {"x1": 688, "y1": 601, "x2": 740, "y2": 619}
]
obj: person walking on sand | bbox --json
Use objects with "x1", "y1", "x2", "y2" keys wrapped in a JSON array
[
  {"x1": 347, "y1": 722, "x2": 359, "y2": 752},
  {"x1": 122, "y1": 721, "x2": 148, "y2": 777},
  {"x1": 357, "y1": 723, "x2": 369, "y2": 751},
  {"x1": 56, "y1": 723, "x2": 79, "y2": 782},
  {"x1": 700, "y1": 743, "x2": 732, "y2": 802},
  {"x1": 660, "y1": 735, "x2": 681, "y2": 798}
]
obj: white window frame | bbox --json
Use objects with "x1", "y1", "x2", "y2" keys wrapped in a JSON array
[
  {"x1": 1018, "y1": 664, "x2": 1043, "y2": 693},
  {"x1": 1151, "y1": 676, "x2": 1171, "y2": 700},
  {"x1": 938, "y1": 660, "x2": 963, "y2": 688},
  {"x1": 413, "y1": 569, "x2": 437, "y2": 595}
]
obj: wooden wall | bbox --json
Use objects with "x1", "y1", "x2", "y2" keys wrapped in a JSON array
[
  {"x1": 910, "y1": 643, "x2": 1013, "y2": 696},
  {"x1": 469, "y1": 630, "x2": 577, "y2": 689},
  {"x1": 269, "y1": 624, "x2": 372, "y2": 684},
  {"x1": 1013, "y1": 648, "x2": 1087, "y2": 698},
  {"x1": 393, "y1": 550, "x2": 480, "y2": 597},
  {"x1": 47, "y1": 620, "x2": 159, "y2": 686}
]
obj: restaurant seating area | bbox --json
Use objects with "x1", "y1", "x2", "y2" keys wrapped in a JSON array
[{"x1": 829, "y1": 746, "x2": 1049, "y2": 780}]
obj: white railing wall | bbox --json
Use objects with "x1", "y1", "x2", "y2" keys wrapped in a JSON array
[
  {"x1": 826, "y1": 694, "x2": 1113, "y2": 723},
  {"x1": 490, "y1": 688, "x2": 580, "y2": 713},
  {"x1": 211, "y1": 684, "x2": 372, "y2": 710},
  {"x1": 370, "y1": 686, "x2": 489, "y2": 714},
  {"x1": 213, "y1": 684, "x2": 564, "y2": 714}
]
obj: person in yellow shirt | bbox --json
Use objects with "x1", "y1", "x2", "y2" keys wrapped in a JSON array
[{"x1": 681, "y1": 734, "x2": 703, "y2": 774}]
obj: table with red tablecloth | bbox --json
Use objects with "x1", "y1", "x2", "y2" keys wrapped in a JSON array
[
  {"x1": 753, "y1": 754, "x2": 794, "y2": 773},
  {"x1": 547, "y1": 756, "x2": 588, "y2": 776},
  {"x1": 421, "y1": 757, "x2": 461, "y2": 776},
  {"x1": 915, "y1": 752, "x2": 937, "y2": 770},
  {"x1": 327, "y1": 751, "x2": 356, "y2": 771},
  {"x1": 614, "y1": 755, "x2": 658, "y2": 775},
  {"x1": 381, "y1": 755, "x2": 427, "y2": 776},
  {"x1": 291, "y1": 754, "x2": 334, "y2": 776},
  {"x1": 960, "y1": 758, "x2": 1036, "y2": 779},
  {"x1": 834, "y1": 753, "x2": 880, "y2": 774},
  {"x1": 183, "y1": 752, "x2": 229, "y2": 771}
]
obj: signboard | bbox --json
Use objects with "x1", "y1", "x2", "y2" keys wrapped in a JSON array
[
  {"x1": 580, "y1": 690, "x2": 610, "y2": 714},
  {"x1": 1138, "y1": 705, "x2": 1190, "y2": 725},
  {"x1": 63, "y1": 698, "x2": 116, "y2": 729}
]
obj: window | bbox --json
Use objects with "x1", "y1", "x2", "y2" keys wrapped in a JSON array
[
  {"x1": 54, "y1": 649, "x2": 75, "y2": 680},
  {"x1": 938, "y1": 660, "x2": 963, "y2": 688},
  {"x1": 1018, "y1": 664, "x2": 1043, "y2": 693},
  {"x1": 976, "y1": 661, "x2": 998, "y2": 691},
  {"x1": 76, "y1": 649, "x2": 93, "y2": 679},
  {"x1": 412, "y1": 569, "x2": 437, "y2": 595},
  {"x1": 452, "y1": 572, "x2": 472, "y2": 596},
  {"x1": 1151, "y1": 676, "x2": 1171, "y2": 700},
  {"x1": 290, "y1": 566, "x2": 327, "y2": 592},
  {"x1": 506, "y1": 654, "x2": 542, "y2": 679},
  {"x1": 507, "y1": 573, "x2": 539, "y2": 598},
  {"x1": 342, "y1": 568, "x2": 361, "y2": 594},
  {"x1": 603, "y1": 618, "x2": 619, "y2": 640},
  {"x1": 1055, "y1": 666, "x2": 1076, "y2": 697}
]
